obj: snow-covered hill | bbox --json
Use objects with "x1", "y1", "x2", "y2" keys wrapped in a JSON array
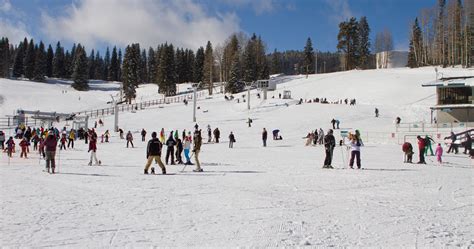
[{"x1": 1, "y1": 67, "x2": 473, "y2": 247}]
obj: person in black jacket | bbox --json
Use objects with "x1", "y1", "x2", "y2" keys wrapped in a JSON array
[
  {"x1": 141, "y1": 129, "x2": 147, "y2": 142},
  {"x1": 463, "y1": 133, "x2": 472, "y2": 155},
  {"x1": 262, "y1": 128, "x2": 268, "y2": 147},
  {"x1": 445, "y1": 132, "x2": 458, "y2": 154},
  {"x1": 144, "y1": 132, "x2": 166, "y2": 174},
  {"x1": 323, "y1": 129, "x2": 336, "y2": 168},
  {"x1": 175, "y1": 138, "x2": 184, "y2": 164},
  {"x1": 165, "y1": 132, "x2": 176, "y2": 165},
  {"x1": 213, "y1": 128, "x2": 220, "y2": 143},
  {"x1": 229, "y1": 132, "x2": 236, "y2": 148}
]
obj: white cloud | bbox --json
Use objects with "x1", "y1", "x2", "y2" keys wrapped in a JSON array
[
  {"x1": 219, "y1": 0, "x2": 276, "y2": 15},
  {"x1": 40, "y1": 0, "x2": 241, "y2": 50},
  {"x1": 0, "y1": 0, "x2": 11, "y2": 12},
  {"x1": 0, "y1": 18, "x2": 31, "y2": 43},
  {"x1": 324, "y1": 0, "x2": 354, "y2": 23}
]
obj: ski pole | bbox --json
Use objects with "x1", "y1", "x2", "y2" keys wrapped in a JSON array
[{"x1": 180, "y1": 151, "x2": 195, "y2": 172}]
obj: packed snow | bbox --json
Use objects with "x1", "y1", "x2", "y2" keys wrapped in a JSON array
[{"x1": 1, "y1": 67, "x2": 473, "y2": 247}]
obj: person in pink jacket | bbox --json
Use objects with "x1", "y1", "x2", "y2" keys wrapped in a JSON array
[{"x1": 435, "y1": 143, "x2": 443, "y2": 164}]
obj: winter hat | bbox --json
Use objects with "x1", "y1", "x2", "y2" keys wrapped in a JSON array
[{"x1": 152, "y1": 132, "x2": 157, "y2": 138}]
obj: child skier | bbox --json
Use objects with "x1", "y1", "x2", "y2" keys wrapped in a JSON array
[
  {"x1": 402, "y1": 142, "x2": 414, "y2": 163},
  {"x1": 60, "y1": 134, "x2": 67, "y2": 150},
  {"x1": 6, "y1": 136, "x2": 14, "y2": 157},
  {"x1": 68, "y1": 129, "x2": 75, "y2": 148},
  {"x1": 19, "y1": 138, "x2": 29, "y2": 158},
  {"x1": 435, "y1": 143, "x2": 443, "y2": 164},
  {"x1": 88, "y1": 130, "x2": 100, "y2": 166},
  {"x1": 126, "y1": 131, "x2": 134, "y2": 148},
  {"x1": 183, "y1": 136, "x2": 193, "y2": 165},
  {"x1": 141, "y1": 129, "x2": 147, "y2": 142}
]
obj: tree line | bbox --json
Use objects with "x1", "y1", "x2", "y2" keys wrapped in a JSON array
[{"x1": 408, "y1": 0, "x2": 471, "y2": 68}]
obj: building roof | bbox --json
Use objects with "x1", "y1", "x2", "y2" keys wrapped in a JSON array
[
  {"x1": 422, "y1": 77, "x2": 474, "y2": 87},
  {"x1": 430, "y1": 104, "x2": 474, "y2": 110}
]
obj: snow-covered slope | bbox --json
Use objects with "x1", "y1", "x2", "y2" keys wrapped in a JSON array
[{"x1": 1, "y1": 67, "x2": 473, "y2": 247}]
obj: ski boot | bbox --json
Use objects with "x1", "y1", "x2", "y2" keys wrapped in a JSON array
[
  {"x1": 162, "y1": 168, "x2": 166, "y2": 175},
  {"x1": 144, "y1": 169, "x2": 149, "y2": 174},
  {"x1": 193, "y1": 168, "x2": 203, "y2": 172}
]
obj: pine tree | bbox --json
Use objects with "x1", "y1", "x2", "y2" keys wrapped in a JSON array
[
  {"x1": 337, "y1": 18, "x2": 359, "y2": 70},
  {"x1": 12, "y1": 38, "x2": 28, "y2": 78},
  {"x1": 23, "y1": 39, "x2": 36, "y2": 79},
  {"x1": 88, "y1": 49, "x2": 95, "y2": 79},
  {"x1": 72, "y1": 44, "x2": 89, "y2": 90},
  {"x1": 45, "y1": 44, "x2": 54, "y2": 77},
  {"x1": 410, "y1": 18, "x2": 424, "y2": 67},
  {"x1": 243, "y1": 34, "x2": 257, "y2": 82},
  {"x1": 53, "y1": 42, "x2": 65, "y2": 78},
  {"x1": 271, "y1": 49, "x2": 281, "y2": 74},
  {"x1": 407, "y1": 37, "x2": 417, "y2": 68},
  {"x1": 358, "y1": 16, "x2": 371, "y2": 69},
  {"x1": 194, "y1": 46, "x2": 204, "y2": 83},
  {"x1": 122, "y1": 44, "x2": 141, "y2": 102},
  {"x1": 147, "y1": 47, "x2": 156, "y2": 83},
  {"x1": 109, "y1": 46, "x2": 119, "y2": 81},
  {"x1": 203, "y1": 41, "x2": 214, "y2": 94},
  {"x1": 255, "y1": 36, "x2": 269, "y2": 80},
  {"x1": 156, "y1": 43, "x2": 176, "y2": 96},
  {"x1": 303, "y1": 37, "x2": 315, "y2": 74},
  {"x1": 118, "y1": 49, "x2": 122, "y2": 81},
  {"x1": 0, "y1": 37, "x2": 10, "y2": 77},
  {"x1": 185, "y1": 49, "x2": 195, "y2": 82},
  {"x1": 103, "y1": 47, "x2": 110, "y2": 80},
  {"x1": 69, "y1": 44, "x2": 77, "y2": 77},
  {"x1": 33, "y1": 41, "x2": 47, "y2": 82},
  {"x1": 223, "y1": 34, "x2": 239, "y2": 82},
  {"x1": 64, "y1": 50, "x2": 72, "y2": 78},
  {"x1": 140, "y1": 49, "x2": 147, "y2": 83},
  {"x1": 94, "y1": 51, "x2": 103, "y2": 80},
  {"x1": 226, "y1": 55, "x2": 244, "y2": 93}
]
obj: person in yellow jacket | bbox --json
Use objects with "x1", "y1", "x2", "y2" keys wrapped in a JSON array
[{"x1": 68, "y1": 129, "x2": 75, "y2": 148}]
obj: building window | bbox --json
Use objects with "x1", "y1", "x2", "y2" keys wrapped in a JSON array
[{"x1": 437, "y1": 87, "x2": 472, "y2": 105}]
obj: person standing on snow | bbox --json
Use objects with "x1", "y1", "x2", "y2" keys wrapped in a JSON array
[
  {"x1": 0, "y1": 131, "x2": 5, "y2": 150},
  {"x1": 165, "y1": 132, "x2": 176, "y2": 165},
  {"x1": 126, "y1": 131, "x2": 134, "y2": 148},
  {"x1": 144, "y1": 132, "x2": 166, "y2": 174},
  {"x1": 19, "y1": 138, "x2": 29, "y2": 158},
  {"x1": 183, "y1": 136, "x2": 193, "y2": 165},
  {"x1": 104, "y1": 130, "x2": 110, "y2": 143},
  {"x1": 402, "y1": 142, "x2": 414, "y2": 163},
  {"x1": 463, "y1": 133, "x2": 472, "y2": 155},
  {"x1": 262, "y1": 128, "x2": 268, "y2": 147},
  {"x1": 375, "y1": 108, "x2": 379, "y2": 117},
  {"x1": 59, "y1": 133, "x2": 67, "y2": 150},
  {"x1": 207, "y1": 125, "x2": 212, "y2": 143},
  {"x1": 416, "y1": 136, "x2": 426, "y2": 164},
  {"x1": 331, "y1": 119, "x2": 336, "y2": 129},
  {"x1": 68, "y1": 129, "x2": 75, "y2": 148},
  {"x1": 88, "y1": 130, "x2": 100, "y2": 166},
  {"x1": 119, "y1": 128, "x2": 124, "y2": 139},
  {"x1": 44, "y1": 133, "x2": 58, "y2": 173},
  {"x1": 445, "y1": 132, "x2": 458, "y2": 154},
  {"x1": 424, "y1": 135, "x2": 435, "y2": 156},
  {"x1": 175, "y1": 138, "x2": 184, "y2": 164},
  {"x1": 193, "y1": 130, "x2": 203, "y2": 172},
  {"x1": 213, "y1": 128, "x2": 220, "y2": 143},
  {"x1": 435, "y1": 143, "x2": 443, "y2": 164},
  {"x1": 318, "y1": 129, "x2": 325, "y2": 145},
  {"x1": 229, "y1": 132, "x2": 236, "y2": 148},
  {"x1": 323, "y1": 129, "x2": 336, "y2": 168},
  {"x1": 6, "y1": 136, "x2": 14, "y2": 157},
  {"x1": 141, "y1": 129, "x2": 147, "y2": 142},
  {"x1": 159, "y1": 128, "x2": 165, "y2": 143},
  {"x1": 348, "y1": 134, "x2": 363, "y2": 169}
]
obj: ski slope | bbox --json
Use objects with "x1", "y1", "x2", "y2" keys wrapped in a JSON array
[{"x1": 1, "y1": 67, "x2": 473, "y2": 247}]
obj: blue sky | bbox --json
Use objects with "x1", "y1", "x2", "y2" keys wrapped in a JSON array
[{"x1": 0, "y1": 0, "x2": 437, "y2": 53}]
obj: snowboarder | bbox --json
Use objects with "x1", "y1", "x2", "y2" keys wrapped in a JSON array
[
  {"x1": 165, "y1": 132, "x2": 176, "y2": 165},
  {"x1": 126, "y1": 131, "x2": 134, "y2": 148},
  {"x1": 375, "y1": 108, "x2": 379, "y2": 117},
  {"x1": 445, "y1": 132, "x2": 458, "y2": 154},
  {"x1": 348, "y1": 135, "x2": 363, "y2": 169},
  {"x1": 183, "y1": 136, "x2": 193, "y2": 165},
  {"x1": 88, "y1": 130, "x2": 100, "y2": 166},
  {"x1": 175, "y1": 138, "x2": 184, "y2": 164},
  {"x1": 323, "y1": 129, "x2": 336, "y2": 168},
  {"x1": 68, "y1": 129, "x2": 75, "y2": 148},
  {"x1": 141, "y1": 129, "x2": 147, "y2": 142},
  {"x1": 213, "y1": 128, "x2": 220, "y2": 143},
  {"x1": 402, "y1": 142, "x2": 414, "y2": 163},
  {"x1": 193, "y1": 130, "x2": 203, "y2": 172},
  {"x1": 262, "y1": 128, "x2": 268, "y2": 147},
  {"x1": 416, "y1": 136, "x2": 426, "y2": 164},
  {"x1": 229, "y1": 132, "x2": 236, "y2": 148},
  {"x1": 435, "y1": 143, "x2": 443, "y2": 164},
  {"x1": 144, "y1": 132, "x2": 166, "y2": 175},
  {"x1": 424, "y1": 135, "x2": 435, "y2": 156},
  {"x1": 19, "y1": 138, "x2": 29, "y2": 158},
  {"x1": 44, "y1": 133, "x2": 57, "y2": 173}
]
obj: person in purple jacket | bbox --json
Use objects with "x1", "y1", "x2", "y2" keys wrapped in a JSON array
[{"x1": 43, "y1": 133, "x2": 58, "y2": 174}]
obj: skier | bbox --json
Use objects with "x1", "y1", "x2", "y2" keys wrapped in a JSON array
[
  {"x1": 144, "y1": 132, "x2": 166, "y2": 175},
  {"x1": 424, "y1": 135, "x2": 435, "y2": 156},
  {"x1": 229, "y1": 132, "x2": 236, "y2": 148},
  {"x1": 0, "y1": 131, "x2": 5, "y2": 150},
  {"x1": 175, "y1": 138, "x2": 184, "y2": 164},
  {"x1": 318, "y1": 129, "x2": 325, "y2": 145},
  {"x1": 402, "y1": 142, "x2": 414, "y2": 163},
  {"x1": 416, "y1": 136, "x2": 426, "y2": 164},
  {"x1": 313, "y1": 129, "x2": 318, "y2": 145},
  {"x1": 19, "y1": 138, "x2": 29, "y2": 158},
  {"x1": 463, "y1": 133, "x2": 472, "y2": 155},
  {"x1": 44, "y1": 133, "x2": 57, "y2": 173},
  {"x1": 247, "y1": 118, "x2": 253, "y2": 127},
  {"x1": 6, "y1": 136, "x2": 14, "y2": 157},
  {"x1": 207, "y1": 125, "x2": 212, "y2": 143},
  {"x1": 435, "y1": 143, "x2": 443, "y2": 164},
  {"x1": 88, "y1": 130, "x2": 100, "y2": 166},
  {"x1": 38, "y1": 136, "x2": 45, "y2": 158},
  {"x1": 165, "y1": 132, "x2": 176, "y2": 165},
  {"x1": 160, "y1": 128, "x2": 165, "y2": 143},
  {"x1": 323, "y1": 129, "x2": 336, "y2": 168},
  {"x1": 98, "y1": 119, "x2": 104, "y2": 126},
  {"x1": 193, "y1": 130, "x2": 203, "y2": 172},
  {"x1": 375, "y1": 108, "x2": 379, "y2": 117},
  {"x1": 348, "y1": 134, "x2": 362, "y2": 169},
  {"x1": 395, "y1": 117, "x2": 401, "y2": 126},
  {"x1": 336, "y1": 119, "x2": 340, "y2": 129},
  {"x1": 213, "y1": 128, "x2": 220, "y2": 143},
  {"x1": 59, "y1": 133, "x2": 67, "y2": 150},
  {"x1": 141, "y1": 129, "x2": 147, "y2": 142},
  {"x1": 174, "y1": 130, "x2": 179, "y2": 140},
  {"x1": 32, "y1": 133, "x2": 39, "y2": 150},
  {"x1": 68, "y1": 129, "x2": 75, "y2": 148},
  {"x1": 104, "y1": 130, "x2": 110, "y2": 143},
  {"x1": 445, "y1": 132, "x2": 458, "y2": 154},
  {"x1": 183, "y1": 136, "x2": 193, "y2": 165},
  {"x1": 331, "y1": 119, "x2": 336, "y2": 129},
  {"x1": 262, "y1": 128, "x2": 268, "y2": 147},
  {"x1": 94, "y1": 121, "x2": 97, "y2": 129},
  {"x1": 119, "y1": 128, "x2": 124, "y2": 139},
  {"x1": 126, "y1": 131, "x2": 134, "y2": 148}
]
